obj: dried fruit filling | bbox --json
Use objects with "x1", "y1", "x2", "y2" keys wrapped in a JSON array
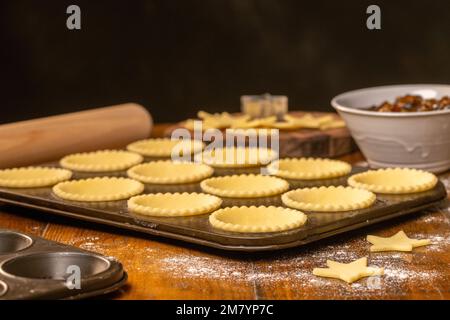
[{"x1": 368, "y1": 94, "x2": 450, "y2": 112}]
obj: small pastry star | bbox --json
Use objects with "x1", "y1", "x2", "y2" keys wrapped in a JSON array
[
  {"x1": 312, "y1": 257, "x2": 384, "y2": 284},
  {"x1": 367, "y1": 230, "x2": 431, "y2": 252}
]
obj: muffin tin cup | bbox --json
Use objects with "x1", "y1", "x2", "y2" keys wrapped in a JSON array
[
  {"x1": 0, "y1": 163, "x2": 447, "y2": 252},
  {"x1": 0, "y1": 231, "x2": 33, "y2": 255},
  {"x1": 0, "y1": 229, "x2": 126, "y2": 299},
  {"x1": 0, "y1": 280, "x2": 7, "y2": 297},
  {"x1": 1, "y1": 252, "x2": 110, "y2": 280}
]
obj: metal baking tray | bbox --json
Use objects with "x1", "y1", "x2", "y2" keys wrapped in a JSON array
[
  {"x1": 0, "y1": 162, "x2": 446, "y2": 252},
  {"x1": 0, "y1": 228, "x2": 127, "y2": 299}
]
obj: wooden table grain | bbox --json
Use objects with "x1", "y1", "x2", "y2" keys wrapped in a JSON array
[{"x1": 0, "y1": 124, "x2": 449, "y2": 300}]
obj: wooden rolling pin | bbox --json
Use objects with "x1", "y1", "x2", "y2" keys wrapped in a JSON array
[{"x1": 0, "y1": 103, "x2": 152, "y2": 168}]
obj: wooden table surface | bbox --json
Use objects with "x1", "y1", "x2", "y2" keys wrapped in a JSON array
[{"x1": 0, "y1": 124, "x2": 449, "y2": 300}]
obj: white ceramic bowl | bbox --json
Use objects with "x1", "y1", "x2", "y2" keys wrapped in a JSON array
[{"x1": 331, "y1": 84, "x2": 450, "y2": 173}]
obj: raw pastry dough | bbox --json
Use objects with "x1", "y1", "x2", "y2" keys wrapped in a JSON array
[
  {"x1": 183, "y1": 119, "x2": 216, "y2": 131},
  {"x1": 195, "y1": 147, "x2": 277, "y2": 168},
  {"x1": 60, "y1": 150, "x2": 143, "y2": 172},
  {"x1": 225, "y1": 128, "x2": 279, "y2": 136},
  {"x1": 198, "y1": 111, "x2": 234, "y2": 129},
  {"x1": 319, "y1": 119, "x2": 346, "y2": 130},
  {"x1": 183, "y1": 111, "x2": 250, "y2": 130},
  {"x1": 127, "y1": 138, "x2": 204, "y2": 157},
  {"x1": 282, "y1": 186, "x2": 376, "y2": 212},
  {"x1": 201, "y1": 174, "x2": 289, "y2": 198},
  {"x1": 348, "y1": 168, "x2": 438, "y2": 194},
  {"x1": 230, "y1": 116, "x2": 277, "y2": 129},
  {"x1": 128, "y1": 192, "x2": 222, "y2": 216},
  {"x1": 199, "y1": 111, "x2": 251, "y2": 129},
  {"x1": 209, "y1": 206, "x2": 307, "y2": 233},
  {"x1": 270, "y1": 121, "x2": 302, "y2": 130},
  {"x1": 268, "y1": 158, "x2": 351, "y2": 180},
  {"x1": 180, "y1": 112, "x2": 345, "y2": 131},
  {"x1": 0, "y1": 167, "x2": 72, "y2": 188},
  {"x1": 53, "y1": 177, "x2": 144, "y2": 202},
  {"x1": 127, "y1": 161, "x2": 213, "y2": 184},
  {"x1": 313, "y1": 257, "x2": 384, "y2": 284},
  {"x1": 284, "y1": 114, "x2": 333, "y2": 129},
  {"x1": 254, "y1": 116, "x2": 278, "y2": 128},
  {"x1": 367, "y1": 230, "x2": 431, "y2": 252}
]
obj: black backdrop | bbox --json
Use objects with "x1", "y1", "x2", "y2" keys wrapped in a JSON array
[{"x1": 1, "y1": 0, "x2": 450, "y2": 124}]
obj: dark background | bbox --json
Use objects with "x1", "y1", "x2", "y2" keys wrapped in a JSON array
[{"x1": 1, "y1": 0, "x2": 450, "y2": 124}]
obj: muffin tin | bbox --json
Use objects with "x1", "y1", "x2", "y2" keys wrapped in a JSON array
[
  {"x1": 0, "y1": 229, "x2": 126, "y2": 299},
  {"x1": 0, "y1": 162, "x2": 447, "y2": 252}
]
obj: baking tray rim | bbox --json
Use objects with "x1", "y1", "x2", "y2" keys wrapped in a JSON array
[{"x1": 0, "y1": 191, "x2": 446, "y2": 252}]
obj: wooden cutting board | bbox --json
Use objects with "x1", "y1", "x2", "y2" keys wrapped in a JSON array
[{"x1": 164, "y1": 111, "x2": 357, "y2": 158}]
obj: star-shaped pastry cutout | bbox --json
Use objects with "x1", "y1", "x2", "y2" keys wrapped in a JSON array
[
  {"x1": 367, "y1": 230, "x2": 431, "y2": 252},
  {"x1": 312, "y1": 257, "x2": 384, "y2": 284}
]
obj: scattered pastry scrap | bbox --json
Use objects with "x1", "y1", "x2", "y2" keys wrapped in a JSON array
[
  {"x1": 225, "y1": 128, "x2": 279, "y2": 136},
  {"x1": 197, "y1": 111, "x2": 236, "y2": 129},
  {"x1": 209, "y1": 206, "x2": 307, "y2": 233},
  {"x1": 60, "y1": 150, "x2": 143, "y2": 172},
  {"x1": 312, "y1": 257, "x2": 384, "y2": 284},
  {"x1": 348, "y1": 168, "x2": 438, "y2": 194},
  {"x1": 201, "y1": 174, "x2": 289, "y2": 198},
  {"x1": 0, "y1": 167, "x2": 72, "y2": 188},
  {"x1": 53, "y1": 177, "x2": 144, "y2": 202},
  {"x1": 313, "y1": 230, "x2": 432, "y2": 284},
  {"x1": 230, "y1": 116, "x2": 277, "y2": 129},
  {"x1": 126, "y1": 138, "x2": 204, "y2": 157},
  {"x1": 268, "y1": 158, "x2": 351, "y2": 180},
  {"x1": 195, "y1": 147, "x2": 277, "y2": 168},
  {"x1": 282, "y1": 186, "x2": 376, "y2": 212},
  {"x1": 127, "y1": 161, "x2": 213, "y2": 184},
  {"x1": 181, "y1": 111, "x2": 346, "y2": 131},
  {"x1": 318, "y1": 119, "x2": 346, "y2": 130},
  {"x1": 200, "y1": 111, "x2": 254, "y2": 128},
  {"x1": 128, "y1": 192, "x2": 222, "y2": 217},
  {"x1": 367, "y1": 230, "x2": 431, "y2": 252},
  {"x1": 184, "y1": 111, "x2": 250, "y2": 130},
  {"x1": 269, "y1": 121, "x2": 299, "y2": 130},
  {"x1": 283, "y1": 114, "x2": 334, "y2": 129}
]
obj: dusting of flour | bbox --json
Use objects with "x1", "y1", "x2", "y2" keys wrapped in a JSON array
[
  {"x1": 152, "y1": 205, "x2": 450, "y2": 298},
  {"x1": 59, "y1": 173, "x2": 450, "y2": 299}
]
